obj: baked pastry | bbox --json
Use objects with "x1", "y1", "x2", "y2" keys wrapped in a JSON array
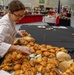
[
  {"x1": 14, "y1": 70, "x2": 24, "y2": 75},
  {"x1": 36, "y1": 65, "x2": 43, "y2": 72},
  {"x1": 31, "y1": 67, "x2": 37, "y2": 75},
  {"x1": 36, "y1": 57, "x2": 42, "y2": 63},
  {"x1": 56, "y1": 51, "x2": 71, "y2": 62},
  {"x1": 48, "y1": 53, "x2": 55, "y2": 58},
  {"x1": 58, "y1": 60, "x2": 73, "y2": 72},
  {"x1": 62, "y1": 68, "x2": 74, "y2": 75},
  {"x1": 43, "y1": 51, "x2": 50, "y2": 57},
  {"x1": 47, "y1": 58, "x2": 59, "y2": 66},
  {"x1": 41, "y1": 48, "x2": 47, "y2": 52},
  {"x1": 40, "y1": 61, "x2": 47, "y2": 67},
  {"x1": 14, "y1": 64, "x2": 21, "y2": 71},
  {"x1": 42, "y1": 57, "x2": 48, "y2": 62},
  {"x1": 29, "y1": 60, "x2": 36, "y2": 67},
  {"x1": 36, "y1": 50, "x2": 42, "y2": 55},
  {"x1": 30, "y1": 49, "x2": 35, "y2": 53}
]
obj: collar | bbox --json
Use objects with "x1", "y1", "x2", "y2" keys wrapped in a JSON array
[{"x1": 8, "y1": 13, "x2": 16, "y2": 26}]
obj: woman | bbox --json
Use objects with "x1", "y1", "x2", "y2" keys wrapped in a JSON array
[{"x1": 0, "y1": 0, "x2": 30, "y2": 58}]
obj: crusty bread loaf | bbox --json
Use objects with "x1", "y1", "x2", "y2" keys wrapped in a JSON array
[
  {"x1": 56, "y1": 51, "x2": 71, "y2": 62},
  {"x1": 58, "y1": 60, "x2": 73, "y2": 72}
]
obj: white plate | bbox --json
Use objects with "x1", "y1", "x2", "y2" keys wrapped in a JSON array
[
  {"x1": 38, "y1": 26, "x2": 46, "y2": 28},
  {"x1": 0, "y1": 70, "x2": 11, "y2": 75}
]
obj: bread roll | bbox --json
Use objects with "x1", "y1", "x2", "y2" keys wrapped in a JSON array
[
  {"x1": 58, "y1": 60, "x2": 73, "y2": 72},
  {"x1": 56, "y1": 51, "x2": 71, "y2": 62}
]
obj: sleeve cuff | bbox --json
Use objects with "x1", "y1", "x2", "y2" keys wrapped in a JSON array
[{"x1": 0, "y1": 42, "x2": 11, "y2": 57}]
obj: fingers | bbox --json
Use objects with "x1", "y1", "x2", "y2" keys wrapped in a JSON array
[
  {"x1": 25, "y1": 47, "x2": 31, "y2": 54},
  {"x1": 21, "y1": 31, "x2": 28, "y2": 37},
  {"x1": 18, "y1": 46, "x2": 31, "y2": 54},
  {"x1": 17, "y1": 30, "x2": 26, "y2": 36},
  {"x1": 25, "y1": 50, "x2": 31, "y2": 54}
]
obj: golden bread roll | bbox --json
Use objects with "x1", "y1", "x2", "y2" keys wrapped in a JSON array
[
  {"x1": 30, "y1": 49, "x2": 35, "y2": 53},
  {"x1": 36, "y1": 50, "x2": 42, "y2": 55},
  {"x1": 42, "y1": 57, "x2": 48, "y2": 62},
  {"x1": 23, "y1": 36, "x2": 35, "y2": 42},
  {"x1": 43, "y1": 51, "x2": 50, "y2": 57},
  {"x1": 36, "y1": 57, "x2": 42, "y2": 63},
  {"x1": 48, "y1": 58, "x2": 59, "y2": 66},
  {"x1": 31, "y1": 67, "x2": 37, "y2": 75},
  {"x1": 40, "y1": 61, "x2": 47, "y2": 67},
  {"x1": 29, "y1": 60, "x2": 36, "y2": 67},
  {"x1": 14, "y1": 70, "x2": 24, "y2": 75},
  {"x1": 36, "y1": 65, "x2": 43, "y2": 72},
  {"x1": 14, "y1": 64, "x2": 21, "y2": 71}
]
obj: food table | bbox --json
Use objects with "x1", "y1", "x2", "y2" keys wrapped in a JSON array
[
  {"x1": 0, "y1": 25, "x2": 74, "y2": 75},
  {"x1": 17, "y1": 14, "x2": 44, "y2": 24},
  {"x1": 18, "y1": 25, "x2": 74, "y2": 58}
]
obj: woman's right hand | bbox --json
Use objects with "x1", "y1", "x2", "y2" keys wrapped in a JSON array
[{"x1": 17, "y1": 46, "x2": 31, "y2": 54}]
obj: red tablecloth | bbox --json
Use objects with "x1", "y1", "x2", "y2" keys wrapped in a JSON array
[
  {"x1": 17, "y1": 14, "x2": 44, "y2": 24},
  {"x1": 48, "y1": 11, "x2": 56, "y2": 15}
]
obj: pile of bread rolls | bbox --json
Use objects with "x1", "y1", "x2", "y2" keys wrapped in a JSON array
[{"x1": 0, "y1": 32, "x2": 74, "y2": 75}]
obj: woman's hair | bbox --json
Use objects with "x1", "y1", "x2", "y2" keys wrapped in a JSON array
[{"x1": 8, "y1": 0, "x2": 25, "y2": 13}]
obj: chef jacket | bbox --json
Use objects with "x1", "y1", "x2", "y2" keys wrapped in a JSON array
[{"x1": 0, "y1": 13, "x2": 17, "y2": 57}]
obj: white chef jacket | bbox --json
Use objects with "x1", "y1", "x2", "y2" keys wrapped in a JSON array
[{"x1": 0, "y1": 13, "x2": 17, "y2": 57}]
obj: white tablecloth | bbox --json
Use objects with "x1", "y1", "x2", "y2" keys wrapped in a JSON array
[{"x1": 42, "y1": 16, "x2": 56, "y2": 23}]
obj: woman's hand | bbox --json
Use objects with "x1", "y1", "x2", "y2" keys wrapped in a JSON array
[
  {"x1": 17, "y1": 30, "x2": 27, "y2": 36},
  {"x1": 17, "y1": 46, "x2": 31, "y2": 54}
]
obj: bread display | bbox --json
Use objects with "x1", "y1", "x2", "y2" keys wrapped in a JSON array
[{"x1": 0, "y1": 31, "x2": 73, "y2": 75}]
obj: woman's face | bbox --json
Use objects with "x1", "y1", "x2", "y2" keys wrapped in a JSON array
[{"x1": 9, "y1": 10, "x2": 25, "y2": 23}]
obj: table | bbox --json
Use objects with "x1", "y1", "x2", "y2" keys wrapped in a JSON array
[
  {"x1": 17, "y1": 14, "x2": 44, "y2": 24},
  {"x1": 18, "y1": 25, "x2": 74, "y2": 58},
  {"x1": 43, "y1": 16, "x2": 71, "y2": 26},
  {"x1": 57, "y1": 18, "x2": 71, "y2": 26},
  {"x1": 47, "y1": 11, "x2": 56, "y2": 15},
  {"x1": 42, "y1": 16, "x2": 56, "y2": 23}
]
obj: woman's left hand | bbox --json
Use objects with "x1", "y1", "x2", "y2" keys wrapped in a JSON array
[{"x1": 17, "y1": 30, "x2": 27, "y2": 36}]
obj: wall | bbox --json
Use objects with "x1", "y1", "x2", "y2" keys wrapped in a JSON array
[
  {"x1": 61, "y1": 0, "x2": 72, "y2": 6},
  {"x1": 0, "y1": 0, "x2": 74, "y2": 8},
  {"x1": 0, "y1": 0, "x2": 57, "y2": 9},
  {"x1": 3, "y1": 0, "x2": 58, "y2": 8}
]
